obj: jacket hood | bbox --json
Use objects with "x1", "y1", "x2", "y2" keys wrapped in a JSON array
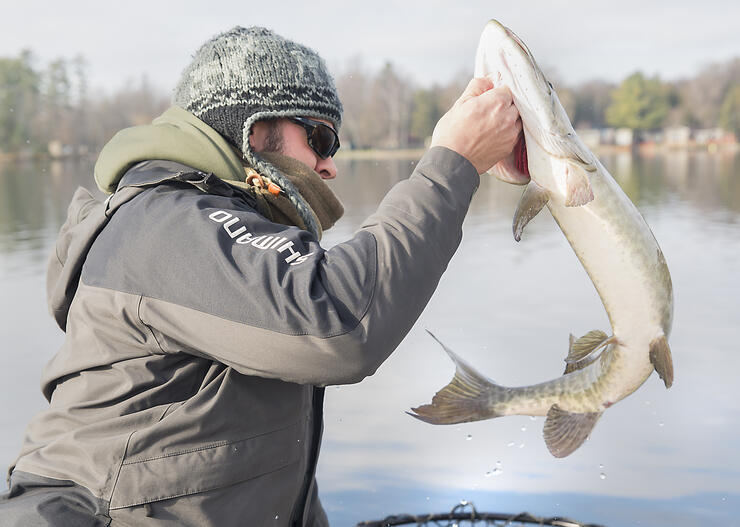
[{"x1": 94, "y1": 106, "x2": 246, "y2": 194}]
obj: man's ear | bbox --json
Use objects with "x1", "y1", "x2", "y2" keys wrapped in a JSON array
[{"x1": 250, "y1": 121, "x2": 273, "y2": 152}]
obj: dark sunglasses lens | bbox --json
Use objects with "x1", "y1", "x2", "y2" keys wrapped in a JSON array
[{"x1": 310, "y1": 125, "x2": 338, "y2": 158}]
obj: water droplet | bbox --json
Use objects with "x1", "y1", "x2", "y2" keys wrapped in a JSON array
[
  {"x1": 9, "y1": 108, "x2": 14, "y2": 112},
  {"x1": 459, "y1": 499, "x2": 469, "y2": 506},
  {"x1": 520, "y1": 425, "x2": 527, "y2": 432},
  {"x1": 529, "y1": 416, "x2": 536, "y2": 421},
  {"x1": 599, "y1": 473, "x2": 607, "y2": 480},
  {"x1": 518, "y1": 442, "x2": 525, "y2": 449},
  {"x1": 721, "y1": 497, "x2": 726, "y2": 502},
  {"x1": 507, "y1": 441, "x2": 516, "y2": 447},
  {"x1": 297, "y1": 439, "x2": 301, "y2": 443},
  {"x1": 466, "y1": 434, "x2": 472, "y2": 441},
  {"x1": 599, "y1": 464, "x2": 604, "y2": 469},
  {"x1": 25, "y1": 139, "x2": 30, "y2": 144},
  {"x1": 658, "y1": 422, "x2": 664, "y2": 427},
  {"x1": 274, "y1": 514, "x2": 279, "y2": 520},
  {"x1": 425, "y1": 496, "x2": 430, "y2": 501},
  {"x1": 486, "y1": 460, "x2": 503, "y2": 477}
]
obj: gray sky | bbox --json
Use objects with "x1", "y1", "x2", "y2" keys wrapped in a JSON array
[{"x1": 2, "y1": 0, "x2": 739, "y2": 96}]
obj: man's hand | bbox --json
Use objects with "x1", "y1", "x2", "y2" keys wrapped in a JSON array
[{"x1": 430, "y1": 77, "x2": 522, "y2": 174}]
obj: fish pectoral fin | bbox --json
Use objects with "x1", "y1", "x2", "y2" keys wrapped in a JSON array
[
  {"x1": 512, "y1": 181, "x2": 549, "y2": 241},
  {"x1": 490, "y1": 152, "x2": 530, "y2": 185},
  {"x1": 649, "y1": 335, "x2": 674, "y2": 388},
  {"x1": 408, "y1": 331, "x2": 502, "y2": 425},
  {"x1": 565, "y1": 163, "x2": 594, "y2": 207},
  {"x1": 544, "y1": 130, "x2": 597, "y2": 174},
  {"x1": 543, "y1": 405, "x2": 603, "y2": 458}
]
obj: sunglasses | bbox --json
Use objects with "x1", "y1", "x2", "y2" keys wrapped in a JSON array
[{"x1": 287, "y1": 117, "x2": 340, "y2": 159}]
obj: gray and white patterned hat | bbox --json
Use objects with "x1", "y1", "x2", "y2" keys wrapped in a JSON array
[{"x1": 173, "y1": 26, "x2": 343, "y2": 237}]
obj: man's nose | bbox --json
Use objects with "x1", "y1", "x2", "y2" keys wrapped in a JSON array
[{"x1": 316, "y1": 156, "x2": 337, "y2": 180}]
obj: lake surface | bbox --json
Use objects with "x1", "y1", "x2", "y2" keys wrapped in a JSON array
[{"x1": 1, "y1": 150, "x2": 738, "y2": 526}]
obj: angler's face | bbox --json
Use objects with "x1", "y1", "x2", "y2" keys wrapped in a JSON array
[
  {"x1": 250, "y1": 118, "x2": 338, "y2": 180},
  {"x1": 280, "y1": 118, "x2": 338, "y2": 180}
]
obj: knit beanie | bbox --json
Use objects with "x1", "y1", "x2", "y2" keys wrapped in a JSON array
[{"x1": 173, "y1": 26, "x2": 343, "y2": 238}]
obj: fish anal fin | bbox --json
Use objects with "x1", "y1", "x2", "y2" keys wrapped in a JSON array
[
  {"x1": 564, "y1": 164, "x2": 594, "y2": 207},
  {"x1": 543, "y1": 404, "x2": 602, "y2": 458},
  {"x1": 649, "y1": 335, "x2": 674, "y2": 388},
  {"x1": 408, "y1": 331, "x2": 502, "y2": 425},
  {"x1": 512, "y1": 181, "x2": 549, "y2": 241}
]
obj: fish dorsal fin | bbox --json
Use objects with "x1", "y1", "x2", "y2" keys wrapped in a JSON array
[
  {"x1": 408, "y1": 331, "x2": 499, "y2": 425},
  {"x1": 512, "y1": 181, "x2": 549, "y2": 242},
  {"x1": 563, "y1": 330, "x2": 611, "y2": 374},
  {"x1": 649, "y1": 335, "x2": 674, "y2": 388},
  {"x1": 565, "y1": 163, "x2": 594, "y2": 207},
  {"x1": 543, "y1": 404, "x2": 603, "y2": 458},
  {"x1": 567, "y1": 330, "x2": 609, "y2": 362}
]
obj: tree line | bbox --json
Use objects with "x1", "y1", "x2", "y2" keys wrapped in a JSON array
[
  {"x1": 0, "y1": 51, "x2": 169, "y2": 156},
  {"x1": 0, "y1": 50, "x2": 738, "y2": 156}
]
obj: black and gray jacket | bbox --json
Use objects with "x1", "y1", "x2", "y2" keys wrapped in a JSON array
[{"x1": 1, "y1": 109, "x2": 479, "y2": 526}]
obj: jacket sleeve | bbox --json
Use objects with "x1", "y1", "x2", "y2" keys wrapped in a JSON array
[{"x1": 97, "y1": 147, "x2": 479, "y2": 385}]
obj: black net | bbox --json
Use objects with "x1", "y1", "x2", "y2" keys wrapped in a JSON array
[{"x1": 356, "y1": 501, "x2": 605, "y2": 527}]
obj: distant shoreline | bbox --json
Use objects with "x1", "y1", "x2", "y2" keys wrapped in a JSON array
[
  {"x1": 335, "y1": 143, "x2": 740, "y2": 160},
  {"x1": 1, "y1": 142, "x2": 738, "y2": 164}
]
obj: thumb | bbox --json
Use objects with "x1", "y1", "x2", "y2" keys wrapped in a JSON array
[{"x1": 459, "y1": 77, "x2": 495, "y2": 101}]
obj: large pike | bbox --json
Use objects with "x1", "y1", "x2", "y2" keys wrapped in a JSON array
[{"x1": 409, "y1": 20, "x2": 674, "y2": 457}]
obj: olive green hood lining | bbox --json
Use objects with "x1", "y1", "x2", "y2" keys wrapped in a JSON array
[{"x1": 94, "y1": 106, "x2": 246, "y2": 194}]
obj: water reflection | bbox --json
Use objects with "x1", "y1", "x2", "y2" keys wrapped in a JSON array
[
  {"x1": 0, "y1": 158, "x2": 98, "y2": 267},
  {"x1": 1, "y1": 151, "x2": 739, "y2": 526}
]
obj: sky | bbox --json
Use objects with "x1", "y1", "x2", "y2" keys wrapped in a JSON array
[{"x1": 1, "y1": 0, "x2": 739, "y2": 96}]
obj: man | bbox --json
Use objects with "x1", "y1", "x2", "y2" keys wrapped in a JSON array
[{"x1": 0, "y1": 26, "x2": 520, "y2": 526}]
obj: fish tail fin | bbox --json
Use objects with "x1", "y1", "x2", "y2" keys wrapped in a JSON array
[
  {"x1": 408, "y1": 331, "x2": 508, "y2": 425},
  {"x1": 543, "y1": 404, "x2": 603, "y2": 458}
]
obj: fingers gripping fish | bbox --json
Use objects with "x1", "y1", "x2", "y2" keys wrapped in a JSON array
[{"x1": 409, "y1": 20, "x2": 674, "y2": 458}]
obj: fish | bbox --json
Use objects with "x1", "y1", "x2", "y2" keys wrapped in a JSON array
[{"x1": 408, "y1": 19, "x2": 674, "y2": 458}]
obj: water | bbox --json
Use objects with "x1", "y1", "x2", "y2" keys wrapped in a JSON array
[{"x1": 1, "y1": 151, "x2": 739, "y2": 526}]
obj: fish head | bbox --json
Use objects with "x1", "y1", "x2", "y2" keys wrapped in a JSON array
[
  {"x1": 475, "y1": 20, "x2": 597, "y2": 201},
  {"x1": 474, "y1": 20, "x2": 559, "y2": 135}
]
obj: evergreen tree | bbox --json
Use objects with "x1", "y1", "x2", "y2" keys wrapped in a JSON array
[
  {"x1": 0, "y1": 50, "x2": 39, "y2": 152},
  {"x1": 719, "y1": 84, "x2": 740, "y2": 137},
  {"x1": 605, "y1": 73, "x2": 671, "y2": 130}
]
